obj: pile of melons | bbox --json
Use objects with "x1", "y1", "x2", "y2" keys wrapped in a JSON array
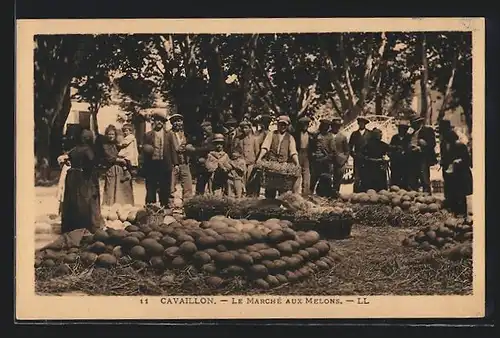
[
  {"x1": 402, "y1": 215, "x2": 473, "y2": 252},
  {"x1": 35, "y1": 215, "x2": 338, "y2": 289},
  {"x1": 340, "y1": 186, "x2": 445, "y2": 214}
]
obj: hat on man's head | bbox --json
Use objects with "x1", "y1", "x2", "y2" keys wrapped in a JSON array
[
  {"x1": 357, "y1": 116, "x2": 369, "y2": 124},
  {"x1": 152, "y1": 110, "x2": 168, "y2": 121},
  {"x1": 439, "y1": 119, "x2": 452, "y2": 130},
  {"x1": 277, "y1": 115, "x2": 291, "y2": 125},
  {"x1": 298, "y1": 116, "x2": 311, "y2": 124},
  {"x1": 169, "y1": 113, "x2": 183, "y2": 122},
  {"x1": 200, "y1": 121, "x2": 212, "y2": 128},
  {"x1": 396, "y1": 119, "x2": 410, "y2": 127},
  {"x1": 410, "y1": 115, "x2": 425, "y2": 124},
  {"x1": 212, "y1": 133, "x2": 225, "y2": 143},
  {"x1": 239, "y1": 120, "x2": 252, "y2": 128}
]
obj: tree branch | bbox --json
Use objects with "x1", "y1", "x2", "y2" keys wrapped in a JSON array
[
  {"x1": 437, "y1": 53, "x2": 460, "y2": 121},
  {"x1": 339, "y1": 34, "x2": 356, "y2": 107}
]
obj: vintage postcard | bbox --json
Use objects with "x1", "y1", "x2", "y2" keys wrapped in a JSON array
[{"x1": 16, "y1": 18, "x2": 485, "y2": 320}]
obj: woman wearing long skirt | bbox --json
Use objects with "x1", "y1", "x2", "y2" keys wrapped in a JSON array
[
  {"x1": 60, "y1": 129, "x2": 104, "y2": 233},
  {"x1": 101, "y1": 125, "x2": 135, "y2": 206}
]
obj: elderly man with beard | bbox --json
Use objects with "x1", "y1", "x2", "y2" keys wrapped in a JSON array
[
  {"x1": 141, "y1": 111, "x2": 176, "y2": 206},
  {"x1": 257, "y1": 115, "x2": 300, "y2": 198}
]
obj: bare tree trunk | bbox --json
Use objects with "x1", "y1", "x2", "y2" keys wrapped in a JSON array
[
  {"x1": 419, "y1": 33, "x2": 430, "y2": 123},
  {"x1": 437, "y1": 55, "x2": 459, "y2": 122},
  {"x1": 235, "y1": 34, "x2": 258, "y2": 121}
]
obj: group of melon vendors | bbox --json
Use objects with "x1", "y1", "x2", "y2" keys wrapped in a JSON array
[{"x1": 57, "y1": 108, "x2": 472, "y2": 234}]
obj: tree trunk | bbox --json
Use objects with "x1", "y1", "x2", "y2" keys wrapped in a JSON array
[
  {"x1": 419, "y1": 33, "x2": 430, "y2": 123},
  {"x1": 235, "y1": 34, "x2": 258, "y2": 121},
  {"x1": 204, "y1": 36, "x2": 226, "y2": 128},
  {"x1": 437, "y1": 55, "x2": 459, "y2": 122}
]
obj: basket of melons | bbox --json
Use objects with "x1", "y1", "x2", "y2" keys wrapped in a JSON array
[{"x1": 256, "y1": 160, "x2": 301, "y2": 191}]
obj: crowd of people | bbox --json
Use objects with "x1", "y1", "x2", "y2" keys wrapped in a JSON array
[{"x1": 55, "y1": 108, "x2": 472, "y2": 234}]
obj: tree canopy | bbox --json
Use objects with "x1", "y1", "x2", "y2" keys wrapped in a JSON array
[{"x1": 33, "y1": 31, "x2": 473, "y2": 177}]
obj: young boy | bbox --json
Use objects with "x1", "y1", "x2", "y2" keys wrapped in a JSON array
[
  {"x1": 117, "y1": 125, "x2": 139, "y2": 182},
  {"x1": 227, "y1": 151, "x2": 247, "y2": 198},
  {"x1": 205, "y1": 134, "x2": 232, "y2": 195}
]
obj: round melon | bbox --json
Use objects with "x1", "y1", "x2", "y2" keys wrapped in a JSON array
[
  {"x1": 96, "y1": 253, "x2": 117, "y2": 268},
  {"x1": 129, "y1": 245, "x2": 147, "y2": 260}
]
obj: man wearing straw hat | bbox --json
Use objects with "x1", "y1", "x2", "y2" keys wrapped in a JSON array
[
  {"x1": 389, "y1": 117, "x2": 412, "y2": 190},
  {"x1": 330, "y1": 116, "x2": 350, "y2": 196},
  {"x1": 407, "y1": 113, "x2": 437, "y2": 193},
  {"x1": 141, "y1": 110, "x2": 176, "y2": 206},
  {"x1": 256, "y1": 115, "x2": 300, "y2": 198},
  {"x1": 348, "y1": 116, "x2": 372, "y2": 193}
]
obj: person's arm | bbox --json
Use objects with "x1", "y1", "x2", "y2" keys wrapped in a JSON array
[
  {"x1": 253, "y1": 136, "x2": 260, "y2": 161},
  {"x1": 102, "y1": 144, "x2": 124, "y2": 165},
  {"x1": 348, "y1": 133, "x2": 356, "y2": 158},
  {"x1": 256, "y1": 132, "x2": 273, "y2": 162},
  {"x1": 454, "y1": 143, "x2": 471, "y2": 169},
  {"x1": 205, "y1": 152, "x2": 219, "y2": 172},
  {"x1": 288, "y1": 135, "x2": 300, "y2": 166}
]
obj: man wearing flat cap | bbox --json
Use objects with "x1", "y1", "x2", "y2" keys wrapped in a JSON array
[
  {"x1": 257, "y1": 115, "x2": 300, "y2": 198},
  {"x1": 389, "y1": 118, "x2": 411, "y2": 189},
  {"x1": 293, "y1": 116, "x2": 314, "y2": 195},
  {"x1": 330, "y1": 116, "x2": 350, "y2": 196},
  {"x1": 310, "y1": 119, "x2": 337, "y2": 195},
  {"x1": 407, "y1": 113, "x2": 437, "y2": 193},
  {"x1": 141, "y1": 110, "x2": 177, "y2": 206},
  {"x1": 233, "y1": 120, "x2": 261, "y2": 196},
  {"x1": 349, "y1": 116, "x2": 372, "y2": 193}
]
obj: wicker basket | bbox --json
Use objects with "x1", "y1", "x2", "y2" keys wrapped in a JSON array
[{"x1": 261, "y1": 171, "x2": 298, "y2": 191}]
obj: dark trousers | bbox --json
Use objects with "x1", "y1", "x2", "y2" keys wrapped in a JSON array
[
  {"x1": 443, "y1": 171, "x2": 468, "y2": 216},
  {"x1": 144, "y1": 160, "x2": 173, "y2": 207},
  {"x1": 390, "y1": 161, "x2": 409, "y2": 190},
  {"x1": 195, "y1": 171, "x2": 212, "y2": 195},
  {"x1": 353, "y1": 159, "x2": 363, "y2": 193},
  {"x1": 298, "y1": 149, "x2": 311, "y2": 196},
  {"x1": 332, "y1": 167, "x2": 343, "y2": 197},
  {"x1": 408, "y1": 153, "x2": 431, "y2": 193}
]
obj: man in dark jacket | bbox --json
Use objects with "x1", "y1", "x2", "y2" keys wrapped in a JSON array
[
  {"x1": 310, "y1": 119, "x2": 336, "y2": 195},
  {"x1": 389, "y1": 119, "x2": 411, "y2": 190},
  {"x1": 407, "y1": 115, "x2": 437, "y2": 193},
  {"x1": 141, "y1": 111, "x2": 176, "y2": 206},
  {"x1": 193, "y1": 121, "x2": 215, "y2": 195},
  {"x1": 293, "y1": 116, "x2": 314, "y2": 196},
  {"x1": 440, "y1": 121, "x2": 472, "y2": 215},
  {"x1": 349, "y1": 116, "x2": 371, "y2": 193}
]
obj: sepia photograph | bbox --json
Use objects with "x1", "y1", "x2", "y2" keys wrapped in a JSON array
[{"x1": 16, "y1": 18, "x2": 485, "y2": 320}]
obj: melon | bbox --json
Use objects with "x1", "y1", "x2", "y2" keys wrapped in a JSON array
[
  {"x1": 150, "y1": 256, "x2": 165, "y2": 270},
  {"x1": 96, "y1": 253, "x2": 117, "y2": 267},
  {"x1": 129, "y1": 245, "x2": 147, "y2": 260},
  {"x1": 206, "y1": 276, "x2": 224, "y2": 288}
]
